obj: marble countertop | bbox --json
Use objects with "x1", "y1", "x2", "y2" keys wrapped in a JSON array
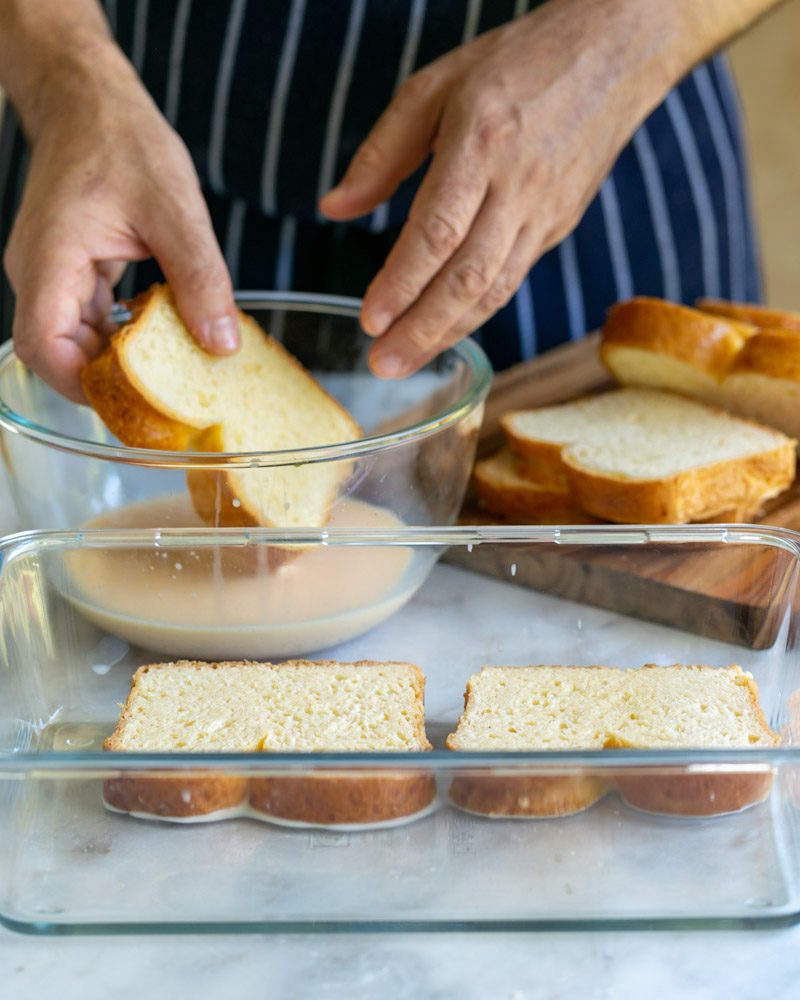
[{"x1": 2, "y1": 469, "x2": 800, "y2": 1000}]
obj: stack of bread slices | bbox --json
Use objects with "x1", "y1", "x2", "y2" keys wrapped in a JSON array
[{"x1": 474, "y1": 298, "x2": 799, "y2": 525}]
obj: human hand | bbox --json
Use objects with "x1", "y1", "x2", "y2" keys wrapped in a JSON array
[
  {"x1": 3, "y1": 38, "x2": 237, "y2": 402},
  {"x1": 320, "y1": 0, "x2": 688, "y2": 377}
]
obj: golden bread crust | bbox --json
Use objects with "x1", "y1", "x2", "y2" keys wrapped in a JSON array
[
  {"x1": 697, "y1": 298, "x2": 800, "y2": 332},
  {"x1": 249, "y1": 772, "x2": 436, "y2": 824},
  {"x1": 729, "y1": 328, "x2": 800, "y2": 382},
  {"x1": 103, "y1": 773, "x2": 248, "y2": 818},
  {"x1": 448, "y1": 773, "x2": 610, "y2": 818},
  {"x1": 563, "y1": 441, "x2": 795, "y2": 523},
  {"x1": 80, "y1": 283, "x2": 361, "y2": 529},
  {"x1": 614, "y1": 770, "x2": 774, "y2": 816},
  {"x1": 602, "y1": 298, "x2": 754, "y2": 378}
]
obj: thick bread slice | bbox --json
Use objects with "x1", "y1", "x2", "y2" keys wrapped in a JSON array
[
  {"x1": 501, "y1": 388, "x2": 795, "y2": 523},
  {"x1": 81, "y1": 284, "x2": 362, "y2": 529},
  {"x1": 473, "y1": 448, "x2": 586, "y2": 522},
  {"x1": 447, "y1": 664, "x2": 778, "y2": 817},
  {"x1": 104, "y1": 659, "x2": 434, "y2": 824},
  {"x1": 697, "y1": 298, "x2": 800, "y2": 332},
  {"x1": 601, "y1": 298, "x2": 755, "y2": 405},
  {"x1": 601, "y1": 297, "x2": 800, "y2": 440}
]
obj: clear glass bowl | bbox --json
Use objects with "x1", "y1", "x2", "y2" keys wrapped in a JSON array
[
  {"x1": 0, "y1": 292, "x2": 491, "y2": 534},
  {"x1": 1, "y1": 524, "x2": 800, "y2": 933}
]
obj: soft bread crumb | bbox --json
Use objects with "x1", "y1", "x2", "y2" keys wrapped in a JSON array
[
  {"x1": 82, "y1": 285, "x2": 362, "y2": 529},
  {"x1": 105, "y1": 660, "x2": 431, "y2": 752},
  {"x1": 446, "y1": 664, "x2": 778, "y2": 751}
]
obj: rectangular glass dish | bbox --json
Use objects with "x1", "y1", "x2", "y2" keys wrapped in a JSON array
[{"x1": 1, "y1": 524, "x2": 800, "y2": 934}]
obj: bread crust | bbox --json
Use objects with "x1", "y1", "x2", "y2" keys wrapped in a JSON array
[
  {"x1": 104, "y1": 659, "x2": 432, "y2": 822},
  {"x1": 602, "y1": 298, "x2": 753, "y2": 378},
  {"x1": 81, "y1": 283, "x2": 361, "y2": 530},
  {"x1": 103, "y1": 773, "x2": 249, "y2": 818},
  {"x1": 249, "y1": 772, "x2": 436, "y2": 824},
  {"x1": 81, "y1": 339, "x2": 197, "y2": 451},
  {"x1": 697, "y1": 298, "x2": 800, "y2": 332},
  {"x1": 473, "y1": 448, "x2": 582, "y2": 521},
  {"x1": 448, "y1": 773, "x2": 610, "y2": 818},
  {"x1": 614, "y1": 770, "x2": 774, "y2": 817},
  {"x1": 729, "y1": 328, "x2": 800, "y2": 382},
  {"x1": 563, "y1": 441, "x2": 795, "y2": 523}
]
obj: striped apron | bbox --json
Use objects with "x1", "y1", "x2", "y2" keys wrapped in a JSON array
[{"x1": 0, "y1": 0, "x2": 762, "y2": 371}]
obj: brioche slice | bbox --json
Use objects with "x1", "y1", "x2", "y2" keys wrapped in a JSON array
[
  {"x1": 472, "y1": 447, "x2": 587, "y2": 522},
  {"x1": 104, "y1": 659, "x2": 434, "y2": 826},
  {"x1": 697, "y1": 298, "x2": 800, "y2": 332},
  {"x1": 447, "y1": 664, "x2": 778, "y2": 817},
  {"x1": 501, "y1": 388, "x2": 795, "y2": 524},
  {"x1": 81, "y1": 284, "x2": 362, "y2": 529},
  {"x1": 602, "y1": 296, "x2": 800, "y2": 441},
  {"x1": 601, "y1": 298, "x2": 756, "y2": 404}
]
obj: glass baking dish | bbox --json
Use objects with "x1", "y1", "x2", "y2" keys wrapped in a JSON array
[{"x1": 1, "y1": 524, "x2": 800, "y2": 934}]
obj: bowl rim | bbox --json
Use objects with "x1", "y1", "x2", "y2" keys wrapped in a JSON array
[{"x1": 0, "y1": 291, "x2": 492, "y2": 468}]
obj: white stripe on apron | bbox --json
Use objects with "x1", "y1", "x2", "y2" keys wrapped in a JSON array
[
  {"x1": 260, "y1": 0, "x2": 308, "y2": 216},
  {"x1": 164, "y1": 0, "x2": 193, "y2": 126},
  {"x1": 316, "y1": 0, "x2": 369, "y2": 217},
  {"x1": 208, "y1": 0, "x2": 249, "y2": 195},
  {"x1": 630, "y1": 124, "x2": 681, "y2": 301},
  {"x1": 693, "y1": 64, "x2": 747, "y2": 301},
  {"x1": 370, "y1": 0, "x2": 427, "y2": 234},
  {"x1": 598, "y1": 174, "x2": 634, "y2": 302},
  {"x1": 664, "y1": 89, "x2": 721, "y2": 299},
  {"x1": 558, "y1": 233, "x2": 586, "y2": 339}
]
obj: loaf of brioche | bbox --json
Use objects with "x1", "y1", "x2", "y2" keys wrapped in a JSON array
[
  {"x1": 472, "y1": 447, "x2": 587, "y2": 522},
  {"x1": 602, "y1": 297, "x2": 800, "y2": 441},
  {"x1": 104, "y1": 659, "x2": 435, "y2": 826},
  {"x1": 82, "y1": 284, "x2": 362, "y2": 529},
  {"x1": 447, "y1": 664, "x2": 778, "y2": 818},
  {"x1": 499, "y1": 388, "x2": 794, "y2": 524}
]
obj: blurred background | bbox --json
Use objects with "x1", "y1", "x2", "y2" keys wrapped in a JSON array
[{"x1": 729, "y1": 0, "x2": 800, "y2": 308}]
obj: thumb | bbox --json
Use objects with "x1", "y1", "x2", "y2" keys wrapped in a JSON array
[
  {"x1": 143, "y1": 192, "x2": 239, "y2": 354},
  {"x1": 319, "y1": 74, "x2": 442, "y2": 220}
]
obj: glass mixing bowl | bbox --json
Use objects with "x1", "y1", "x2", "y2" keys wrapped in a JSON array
[{"x1": 0, "y1": 292, "x2": 491, "y2": 534}]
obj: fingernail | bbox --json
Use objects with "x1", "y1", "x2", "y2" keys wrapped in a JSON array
[
  {"x1": 372, "y1": 352, "x2": 406, "y2": 378},
  {"x1": 362, "y1": 310, "x2": 393, "y2": 337},
  {"x1": 206, "y1": 316, "x2": 239, "y2": 353}
]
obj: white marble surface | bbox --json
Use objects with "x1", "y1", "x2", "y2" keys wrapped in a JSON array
[{"x1": 2, "y1": 468, "x2": 800, "y2": 999}]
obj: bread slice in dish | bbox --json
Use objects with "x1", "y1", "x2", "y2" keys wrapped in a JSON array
[
  {"x1": 501, "y1": 388, "x2": 795, "y2": 523},
  {"x1": 103, "y1": 659, "x2": 435, "y2": 826},
  {"x1": 81, "y1": 284, "x2": 362, "y2": 529},
  {"x1": 446, "y1": 664, "x2": 778, "y2": 818},
  {"x1": 602, "y1": 296, "x2": 800, "y2": 441}
]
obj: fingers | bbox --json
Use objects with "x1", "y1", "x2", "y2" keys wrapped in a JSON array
[
  {"x1": 142, "y1": 185, "x2": 239, "y2": 354},
  {"x1": 368, "y1": 225, "x2": 539, "y2": 377},
  {"x1": 358, "y1": 131, "x2": 488, "y2": 337},
  {"x1": 368, "y1": 189, "x2": 519, "y2": 375},
  {"x1": 10, "y1": 247, "x2": 113, "y2": 403},
  {"x1": 319, "y1": 72, "x2": 442, "y2": 221}
]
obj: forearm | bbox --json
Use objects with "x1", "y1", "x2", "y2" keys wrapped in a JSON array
[{"x1": 0, "y1": 0, "x2": 136, "y2": 141}]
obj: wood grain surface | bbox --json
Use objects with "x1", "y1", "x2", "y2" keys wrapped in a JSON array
[{"x1": 451, "y1": 334, "x2": 800, "y2": 649}]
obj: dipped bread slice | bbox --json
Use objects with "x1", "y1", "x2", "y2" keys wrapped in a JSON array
[
  {"x1": 104, "y1": 659, "x2": 435, "y2": 826},
  {"x1": 601, "y1": 297, "x2": 800, "y2": 441},
  {"x1": 447, "y1": 664, "x2": 778, "y2": 817},
  {"x1": 81, "y1": 284, "x2": 361, "y2": 529},
  {"x1": 501, "y1": 388, "x2": 795, "y2": 524}
]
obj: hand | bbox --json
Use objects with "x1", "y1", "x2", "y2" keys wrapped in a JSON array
[
  {"x1": 320, "y1": 0, "x2": 701, "y2": 377},
  {"x1": 3, "y1": 39, "x2": 238, "y2": 402}
]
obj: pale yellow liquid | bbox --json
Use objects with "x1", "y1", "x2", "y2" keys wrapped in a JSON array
[{"x1": 65, "y1": 495, "x2": 418, "y2": 659}]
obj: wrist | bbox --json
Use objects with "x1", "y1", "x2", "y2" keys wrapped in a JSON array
[{"x1": 0, "y1": 1, "x2": 132, "y2": 142}]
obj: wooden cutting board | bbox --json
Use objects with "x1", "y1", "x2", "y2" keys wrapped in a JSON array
[{"x1": 450, "y1": 334, "x2": 800, "y2": 649}]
